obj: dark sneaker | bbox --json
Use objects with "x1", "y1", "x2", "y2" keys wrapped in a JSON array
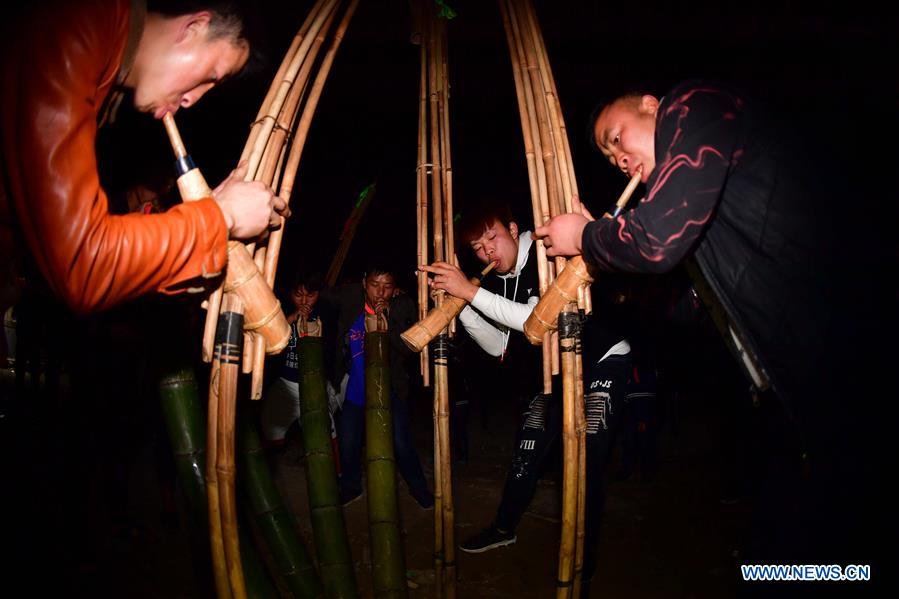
[
  {"x1": 339, "y1": 487, "x2": 363, "y2": 507},
  {"x1": 459, "y1": 525, "x2": 517, "y2": 553},
  {"x1": 410, "y1": 487, "x2": 434, "y2": 510}
]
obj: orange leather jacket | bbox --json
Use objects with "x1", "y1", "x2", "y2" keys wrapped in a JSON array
[{"x1": 1, "y1": 0, "x2": 227, "y2": 313}]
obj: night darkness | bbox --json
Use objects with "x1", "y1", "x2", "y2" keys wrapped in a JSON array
[
  {"x1": 97, "y1": 0, "x2": 896, "y2": 293},
  {"x1": 4, "y1": 1, "x2": 897, "y2": 595}
]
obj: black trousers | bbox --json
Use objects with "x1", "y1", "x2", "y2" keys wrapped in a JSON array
[{"x1": 493, "y1": 353, "x2": 631, "y2": 581}]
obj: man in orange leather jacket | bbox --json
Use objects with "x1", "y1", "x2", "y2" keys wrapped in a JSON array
[{"x1": 0, "y1": 0, "x2": 288, "y2": 314}]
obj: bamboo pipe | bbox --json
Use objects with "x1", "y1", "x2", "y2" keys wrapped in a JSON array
[
  {"x1": 251, "y1": 0, "x2": 359, "y2": 390},
  {"x1": 162, "y1": 114, "x2": 290, "y2": 356},
  {"x1": 434, "y1": 332, "x2": 456, "y2": 599},
  {"x1": 523, "y1": 169, "x2": 642, "y2": 345},
  {"x1": 509, "y1": 1, "x2": 568, "y2": 379},
  {"x1": 499, "y1": 0, "x2": 556, "y2": 391},
  {"x1": 206, "y1": 292, "x2": 246, "y2": 599},
  {"x1": 428, "y1": 17, "x2": 445, "y2": 266},
  {"x1": 201, "y1": 0, "x2": 339, "y2": 361},
  {"x1": 416, "y1": 34, "x2": 431, "y2": 388},
  {"x1": 239, "y1": 0, "x2": 329, "y2": 165},
  {"x1": 214, "y1": 292, "x2": 247, "y2": 599},
  {"x1": 556, "y1": 305, "x2": 579, "y2": 599},
  {"x1": 416, "y1": 13, "x2": 442, "y2": 584},
  {"x1": 572, "y1": 337, "x2": 586, "y2": 597},
  {"x1": 247, "y1": 5, "x2": 337, "y2": 386},
  {"x1": 401, "y1": 262, "x2": 496, "y2": 352}
]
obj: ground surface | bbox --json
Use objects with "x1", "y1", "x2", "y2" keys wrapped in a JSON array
[{"x1": 2, "y1": 365, "x2": 882, "y2": 598}]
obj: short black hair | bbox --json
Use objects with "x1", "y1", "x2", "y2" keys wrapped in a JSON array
[
  {"x1": 146, "y1": 0, "x2": 267, "y2": 79},
  {"x1": 292, "y1": 270, "x2": 323, "y2": 293},
  {"x1": 585, "y1": 91, "x2": 645, "y2": 153},
  {"x1": 362, "y1": 259, "x2": 395, "y2": 281},
  {"x1": 456, "y1": 199, "x2": 515, "y2": 247}
]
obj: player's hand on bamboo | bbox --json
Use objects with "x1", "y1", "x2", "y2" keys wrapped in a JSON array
[
  {"x1": 419, "y1": 261, "x2": 478, "y2": 302},
  {"x1": 213, "y1": 162, "x2": 291, "y2": 240},
  {"x1": 534, "y1": 212, "x2": 588, "y2": 257},
  {"x1": 372, "y1": 298, "x2": 390, "y2": 315}
]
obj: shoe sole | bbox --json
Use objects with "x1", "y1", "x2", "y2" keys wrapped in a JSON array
[{"x1": 459, "y1": 536, "x2": 517, "y2": 554}]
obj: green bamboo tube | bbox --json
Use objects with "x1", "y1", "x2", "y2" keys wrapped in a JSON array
[
  {"x1": 159, "y1": 365, "x2": 278, "y2": 598},
  {"x1": 555, "y1": 306, "x2": 579, "y2": 599},
  {"x1": 298, "y1": 335, "x2": 358, "y2": 599},
  {"x1": 364, "y1": 319, "x2": 409, "y2": 599},
  {"x1": 159, "y1": 367, "x2": 209, "y2": 520},
  {"x1": 237, "y1": 405, "x2": 322, "y2": 598}
]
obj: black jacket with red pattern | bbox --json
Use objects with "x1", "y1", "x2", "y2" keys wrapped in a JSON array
[{"x1": 581, "y1": 80, "x2": 847, "y2": 420}]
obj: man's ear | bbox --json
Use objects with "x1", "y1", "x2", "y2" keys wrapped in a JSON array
[
  {"x1": 508, "y1": 221, "x2": 519, "y2": 239},
  {"x1": 640, "y1": 95, "x2": 660, "y2": 117},
  {"x1": 176, "y1": 11, "x2": 212, "y2": 44}
]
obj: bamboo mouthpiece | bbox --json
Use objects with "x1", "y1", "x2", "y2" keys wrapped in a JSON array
[
  {"x1": 609, "y1": 168, "x2": 643, "y2": 218},
  {"x1": 162, "y1": 112, "x2": 187, "y2": 159}
]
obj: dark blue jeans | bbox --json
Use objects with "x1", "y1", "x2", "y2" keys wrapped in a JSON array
[{"x1": 338, "y1": 394, "x2": 430, "y2": 498}]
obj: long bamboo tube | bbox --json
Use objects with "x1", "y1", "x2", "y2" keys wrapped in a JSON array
[
  {"x1": 236, "y1": 405, "x2": 322, "y2": 598},
  {"x1": 159, "y1": 366, "x2": 280, "y2": 599},
  {"x1": 434, "y1": 332, "x2": 455, "y2": 598},
  {"x1": 207, "y1": 294, "x2": 238, "y2": 599},
  {"x1": 556, "y1": 305, "x2": 579, "y2": 599},
  {"x1": 298, "y1": 334, "x2": 358, "y2": 598},
  {"x1": 203, "y1": 0, "x2": 340, "y2": 361},
  {"x1": 572, "y1": 337, "x2": 586, "y2": 598},
  {"x1": 249, "y1": 0, "x2": 358, "y2": 393},
  {"x1": 419, "y1": 7, "x2": 446, "y2": 591},
  {"x1": 215, "y1": 292, "x2": 248, "y2": 599},
  {"x1": 499, "y1": 0, "x2": 556, "y2": 391},
  {"x1": 364, "y1": 317, "x2": 409, "y2": 599},
  {"x1": 416, "y1": 31, "x2": 431, "y2": 388}
]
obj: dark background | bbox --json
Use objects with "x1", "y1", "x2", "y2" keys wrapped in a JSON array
[{"x1": 98, "y1": 0, "x2": 896, "y2": 292}]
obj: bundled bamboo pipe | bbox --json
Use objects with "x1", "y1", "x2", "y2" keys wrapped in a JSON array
[
  {"x1": 523, "y1": 169, "x2": 643, "y2": 345},
  {"x1": 499, "y1": 0, "x2": 558, "y2": 391},
  {"x1": 162, "y1": 114, "x2": 290, "y2": 358},
  {"x1": 401, "y1": 262, "x2": 496, "y2": 352},
  {"x1": 248, "y1": 2, "x2": 345, "y2": 391},
  {"x1": 416, "y1": 32, "x2": 431, "y2": 387},
  {"x1": 202, "y1": 0, "x2": 340, "y2": 362}
]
